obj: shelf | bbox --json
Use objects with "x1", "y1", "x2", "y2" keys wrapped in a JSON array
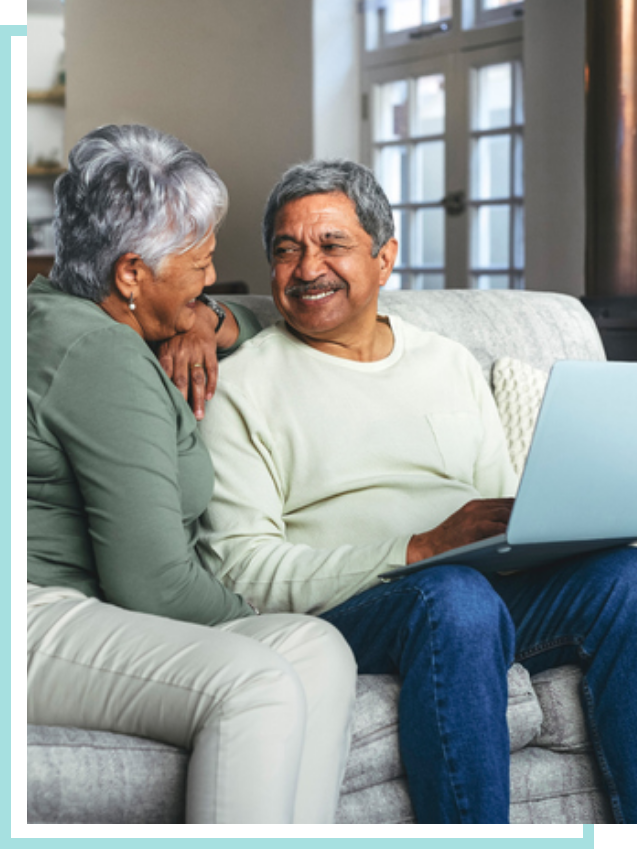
[
  {"x1": 28, "y1": 253, "x2": 56, "y2": 287},
  {"x1": 27, "y1": 165, "x2": 65, "y2": 178},
  {"x1": 27, "y1": 86, "x2": 66, "y2": 105}
]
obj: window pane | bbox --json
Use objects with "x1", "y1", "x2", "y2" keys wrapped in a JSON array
[
  {"x1": 471, "y1": 274, "x2": 511, "y2": 289},
  {"x1": 514, "y1": 205, "x2": 524, "y2": 268},
  {"x1": 513, "y1": 134, "x2": 524, "y2": 197},
  {"x1": 474, "y1": 63, "x2": 512, "y2": 130},
  {"x1": 423, "y1": 0, "x2": 453, "y2": 23},
  {"x1": 375, "y1": 146, "x2": 409, "y2": 204},
  {"x1": 414, "y1": 74, "x2": 445, "y2": 136},
  {"x1": 374, "y1": 80, "x2": 410, "y2": 142},
  {"x1": 412, "y1": 272, "x2": 445, "y2": 289},
  {"x1": 365, "y1": 6, "x2": 380, "y2": 51},
  {"x1": 514, "y1": 61, "x2": 524, "y2": 124},
  {"x1": 482, "y1": 0, "x2": 520, "y2": 9},
  {"x1": 413, "y1": 208, "x2": 445, "y2": 267},
  {"x1": 471, "y1": 135, "x2": 511, "y2": 200},
  {"x1": 386, "y1": 272, "x2": 407, "y2": 291},
  {"x1": 413, "y1": 141, "x2": 445, "y2": 202},
  {"x1": 393, "y1": 209, "x2": 411, "y2": 268},
  {"x1": 386, "y1": 0, "x2": 421, "y2": 32},
  {"x1": 471, "y1": 205, "x2": 510, "y2": 268}
]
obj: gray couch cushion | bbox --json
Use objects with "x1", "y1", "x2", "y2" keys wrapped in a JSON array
[
  {"x1": 531, "y1": 666, "x2": 590, "y2": 753},
  {"x1": 28, "y1": 726, "x2": 188, "y2": 824},
  {"x1": 507, "y1": 664, "x2": 545, "y2": 752},
  {"x1": 335, "y1": 665, "x2": 543, "y2": 824},
  {"x1": 337, "y1": 777, "x2": 412, "y2": 825},
  {"x1": 335, "y1": 666, "x2": 602, "y2": 825},
  {"x1": 377, "y1": 289, "x2": 605, "y2": 377},
  {"x1": 335, "y1": 666, "x2": 607, "y2": 825},
  {"x1": 336, "y1": 752, "x2": 612, "y2": 826},
  {"x1": 509, "y1": 747, "x2": 611, "y2": 824}
]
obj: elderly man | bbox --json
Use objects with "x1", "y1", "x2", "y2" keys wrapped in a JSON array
[{"x1": 199, "y1": 160, "x2": 636, "y2": 824}]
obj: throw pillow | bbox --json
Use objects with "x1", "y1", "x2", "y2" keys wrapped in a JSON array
[{"x1": 492, "y1": 357, "x2": 549, "y2": 477}]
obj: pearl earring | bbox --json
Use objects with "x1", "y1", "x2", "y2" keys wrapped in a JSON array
[{"x1": 129, "y1": 293, "x2": 136, "y2": 311}]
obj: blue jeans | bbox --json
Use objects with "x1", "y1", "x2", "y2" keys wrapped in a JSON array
[{"x1": 321, "y1": 546, "x2": 637, "y2": 824}]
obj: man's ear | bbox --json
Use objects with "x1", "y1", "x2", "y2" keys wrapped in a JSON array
[
  {"x1": 377, "y1": 238, "x2": 398, "y2": 288},
  {"x1": 112, "y1": 253, "x2": 148, "y2": 300}
]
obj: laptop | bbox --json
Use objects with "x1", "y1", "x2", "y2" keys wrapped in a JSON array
[{"x1": 379, "y1": 360, "x2": 637, "y2": 581}]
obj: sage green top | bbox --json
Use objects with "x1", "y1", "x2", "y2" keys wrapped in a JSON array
[{"x1": 27, "y1": 276, "x2": 260, "y2": 626}]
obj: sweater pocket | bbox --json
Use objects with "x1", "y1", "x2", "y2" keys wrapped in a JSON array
[{"x1": 426, "y1": 411, "x2": 483, "y2": 486}]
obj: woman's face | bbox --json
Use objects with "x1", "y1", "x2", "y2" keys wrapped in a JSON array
[{"x1": 136, "y1": 230, "x2": 217, "y2": 342}]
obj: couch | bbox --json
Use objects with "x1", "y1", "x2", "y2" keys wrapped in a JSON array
[{"x1": 28, "y1": 288, "x2": 614, "y2": 824}]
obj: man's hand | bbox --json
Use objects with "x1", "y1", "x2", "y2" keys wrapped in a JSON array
[
  {"x1": 157, "y1": 301, "x2": 222, "y2": 420},
  {"x1": 407, "y1": 498, "x2": 515, "y2": 564}
]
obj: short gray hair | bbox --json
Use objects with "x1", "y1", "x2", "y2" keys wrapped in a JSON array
[
  {"x1": 262, "y1": 159, "x2": 394, "y2": 262},
  {"x1": 50, "y1": 124, "x2": 228, "y2": 301}
]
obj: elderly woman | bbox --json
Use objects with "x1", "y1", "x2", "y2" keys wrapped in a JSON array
[{"x1": 27, "y1": 124, "x2": 356, "y2": 825}]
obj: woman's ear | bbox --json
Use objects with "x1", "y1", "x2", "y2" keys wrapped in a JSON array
[{"x1": 112, "y1": 253, "x2": 147, "y2": 300}]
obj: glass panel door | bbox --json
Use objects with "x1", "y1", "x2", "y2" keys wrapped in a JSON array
[
  {"x1": 365, "y1": 0, "x2": 454, "y2": 51},
  {"x1": 475, "y1": 0, "x2": 525, "y2": 28},
  {"x1": 386, "y1": 0, "x2": 453, "y2": 32},
  {"x1": 482, "y1": 0, "x2": 521, "y2": 9},
  {"x1": 372, "y1": 68, "x2": 448, "y2": 290},
  {"x1": 386, "y1": 0, "x2": 422, "y2": 33},
  {"x1": 362, "y1": 18, "x2": 524, "y2": 289},
  {"x1": 468, "y1": 58, "x2": 524, "y2": 289}
]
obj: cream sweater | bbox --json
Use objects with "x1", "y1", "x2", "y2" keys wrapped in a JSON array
[{"x1": 199, "y1": 315, "x2": 518, "y2": 615}]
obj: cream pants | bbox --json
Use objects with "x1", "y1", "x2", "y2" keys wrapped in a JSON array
[{"x1": 27, "y1": 585, "x2": 357, "y2": 824}]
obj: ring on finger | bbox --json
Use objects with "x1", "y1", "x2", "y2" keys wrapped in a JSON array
[{"x1": 191, "y1": 363, "x2": 204, "y2": 369}]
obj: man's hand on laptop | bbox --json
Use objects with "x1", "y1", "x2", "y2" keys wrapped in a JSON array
[{"x1": 407, "y1": 498, "x2": 515, "y2": 564}]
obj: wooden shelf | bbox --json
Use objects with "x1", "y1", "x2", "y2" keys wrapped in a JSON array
[
  {"x1": 28, "y1": 253, "x2": 56, "y2": 287},
  {"x1": 27, "y1": 86, "x2": 66, "y2": 105},
  {"x1": 27, "y1": 165, "x2": 65, "y2": 177}
]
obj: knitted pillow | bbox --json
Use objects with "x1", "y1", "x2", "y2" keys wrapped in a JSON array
[{"x1": 492, "y1": 357, "x2": 549, "y2": 477}]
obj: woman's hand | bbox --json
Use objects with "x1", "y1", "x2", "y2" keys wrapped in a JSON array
[
  {"x1": 407, "y1": 498, "x2": 515, "y2": 564},
  {"x1": 157, "y1": 300, "x2": 238, "y2": 420}
]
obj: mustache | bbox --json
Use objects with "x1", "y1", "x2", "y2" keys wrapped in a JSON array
[{"x1": 285, "y1": 279, "x2": 348, "y2": 297}]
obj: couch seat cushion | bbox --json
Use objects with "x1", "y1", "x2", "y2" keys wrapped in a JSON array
[
  {"x1": 510, "y1": 747, "x2": 611, "y2": 823},
  {"x1": 530, "y1": 665, "x2": 590, "y2": 753},
  {"x1": 28, "y1": 725, "x2": 188, "y2": 824},
  {"x1": 344, "y1": 666, "x2": 541, "y2": 789}
]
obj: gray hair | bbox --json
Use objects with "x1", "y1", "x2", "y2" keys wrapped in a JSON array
[
  {"x1": 261, "y1": 159, "x2": 395, "y2": 262},
  {"x1": 50, "y1": 124, "x2": 228, "y2": 301}
]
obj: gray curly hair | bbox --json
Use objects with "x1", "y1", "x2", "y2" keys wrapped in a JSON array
[
  {"x1": 50, "y1": 124, "x2": 228, "y2": 301},
  {"x1": 261, "y1": 159, "x2": 395, "y2": 262}
]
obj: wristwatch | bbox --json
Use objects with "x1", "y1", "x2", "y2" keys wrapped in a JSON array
[{"x1": 197, "y1": 293, "x2": 226, "y2": 333}]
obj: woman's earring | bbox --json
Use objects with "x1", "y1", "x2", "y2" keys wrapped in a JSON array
[{"x1": 129, "y1": 293, "x2": 136, "y2": 311}]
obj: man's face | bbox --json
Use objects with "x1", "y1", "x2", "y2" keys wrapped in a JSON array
[{"x1": 270, "y1": 192, "x2": 397, "y2": 347}]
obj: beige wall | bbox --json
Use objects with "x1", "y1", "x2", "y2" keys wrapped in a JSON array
[
  {"x1": 65, "y1": 0, "x2": 313, "y2": 294},
  {"x1": 313, "y1": 0, "x2": 360, "y2": 161}
]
